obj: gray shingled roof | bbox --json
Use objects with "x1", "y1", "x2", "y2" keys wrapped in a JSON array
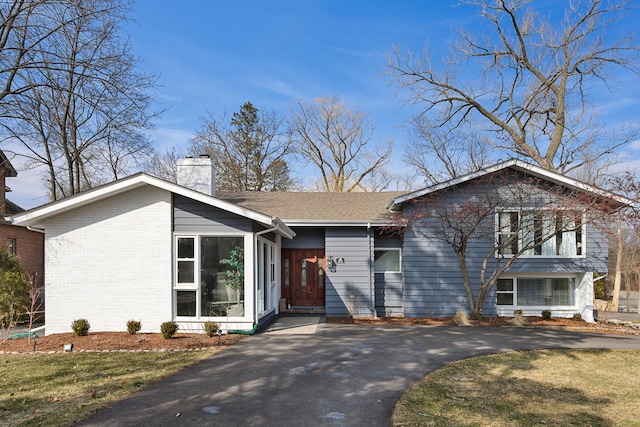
[{"x1": 216, "y1": 191, "x2": 407, "y2": 223}]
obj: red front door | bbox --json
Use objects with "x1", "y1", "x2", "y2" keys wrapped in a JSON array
[{"x1": 282, "y1": 249, "x2": 325, "y2": 307}]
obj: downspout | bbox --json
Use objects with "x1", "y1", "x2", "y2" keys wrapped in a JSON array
[{"x1": 368, "y1": 223, "x2": 377, "y2": 318}]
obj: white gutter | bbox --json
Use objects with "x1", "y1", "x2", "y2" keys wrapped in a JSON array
[{"x1": 26, "y1": 226, "x2": 45, "y2": 234}]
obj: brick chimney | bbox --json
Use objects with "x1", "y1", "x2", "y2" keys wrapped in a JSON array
[{"x1": 176, "y1": 155, "x2": 216, "y2": 196}]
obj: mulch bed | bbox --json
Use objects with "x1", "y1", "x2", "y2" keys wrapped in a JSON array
[
  {"x1": 2, "y1": 316, "x2": 639, "y2": 354},
  {"x1": 0, "y1": 331, "x2": 245, "y2": 353}
]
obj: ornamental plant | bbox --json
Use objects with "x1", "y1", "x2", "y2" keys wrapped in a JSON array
[
  {"x1": 204, "y1": 321, "x2": 219, "y2": 337},
  {"x1": 71, "y1": 318, "x2": 90, "y2": 336},
  {"x1": 127, "y1": 319, "x2": 142, "y2": 335},
  {"x1": 160, "y1": 321, "x2": 179, "y2": 339}
]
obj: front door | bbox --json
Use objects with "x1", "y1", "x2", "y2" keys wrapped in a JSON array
[{"x1": 282, "y1": 249, "x2": 325, "y2": 307}]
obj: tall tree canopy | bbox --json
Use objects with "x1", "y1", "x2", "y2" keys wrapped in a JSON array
[
  {"x1": 0, "y1": 0, "x2": 158, "y2": 200},
  {"x1": 289, "y1": 96, "x2": 393, "y2": 192},
  {"x1": 389, "y1": 0, "x2": 639, "y2": 177},
  {"x1": 192, "y1": 102, "x2": 294, "y2": 192}
]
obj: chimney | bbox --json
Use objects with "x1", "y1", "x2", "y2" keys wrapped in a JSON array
[{"x1": 176, "y1": 155, "x2": 216, "y2": 196}]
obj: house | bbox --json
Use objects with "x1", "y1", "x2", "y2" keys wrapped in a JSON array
[
  {"x1": 0, "y1": 150, "x2": 45, "y2": 295},
  {"x1": 11, "y1": 157, "x2": 630, "y2": 335}
]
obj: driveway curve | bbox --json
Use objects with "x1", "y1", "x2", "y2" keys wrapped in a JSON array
[{"x1": 79, "y1": 323, "x2": 640, "y2": 427}]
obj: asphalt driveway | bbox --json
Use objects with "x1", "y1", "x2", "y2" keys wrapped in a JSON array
[{"x1": 79, "y1": 321, "x2": 640, "y2": 427}]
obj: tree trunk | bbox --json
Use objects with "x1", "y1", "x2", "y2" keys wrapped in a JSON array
[{"x1": 611, "y1": 220, "x2": 623, "y2": 312}]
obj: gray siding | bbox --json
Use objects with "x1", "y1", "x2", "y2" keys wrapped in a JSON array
[
  {"x1": 401, "y1": 175, "x2": 609, "y2": 318},
  {"x1": 173, "y1": 195, "x2": 252, "y2": 233},
  {"x1": 282, "y1": 227, "x2": 324, "y2": 248},
  {"x1": 325, "y1": 227, "x2": 374, "y2": 317}
]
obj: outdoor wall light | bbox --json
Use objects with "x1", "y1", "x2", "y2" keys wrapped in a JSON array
[{"x1": 327, "y1": 256, "x2": 337, "y2": 273}]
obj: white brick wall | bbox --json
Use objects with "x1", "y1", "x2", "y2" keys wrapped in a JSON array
[{"x1": 42, "y1": 186, "x2": 173, "y2": 335}]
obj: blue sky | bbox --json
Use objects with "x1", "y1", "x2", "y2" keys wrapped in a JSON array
[{"x1": 9, "y1": 0, "x2": 640, "y2": 208}]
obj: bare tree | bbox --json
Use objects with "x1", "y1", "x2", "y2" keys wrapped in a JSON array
[
  {"x1": 389, "y1": 166, "x2": 626, "y2": 318},
  {"x1": 1, "y1": 0, "x2": 157, "y2": 200},
  {"x1": 405, "y1": 115, "x2": 493, "y2": 186},
  {"x1": 388, "y1": 0, "x2": 640, "y2": 175},
  {"x1": 289, "y1": 96, "x2": 393, "y2": 192},
  {"x1": 144, "y1": 146, "x2": 185, "y2": 184},
  {"x1": 192, "y1": 102, "x2": 294, "y2": 192}
]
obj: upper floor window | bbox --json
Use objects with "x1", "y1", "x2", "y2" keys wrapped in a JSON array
[{"x1": 497, "y1": 211, "x2": 584, "y2": 257}]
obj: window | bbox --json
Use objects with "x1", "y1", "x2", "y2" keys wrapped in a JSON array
[
  {"x1": 374, "y1": 249, "x2": 401, "y2": 272},
  {"x1": 174, "y1": 236, "x2": 245, "y2": 318},
  {"x1": 176, "y1": 237, "x2": 195, "y2": 285},
  {"x1": 257, "y1": 238, "x2": 276, "y2": 315},
  {"x1": 497, "y1": 277, "x2": 576, "y2": 307},
  {"x1": 6, "y1": 238, "x2": 16, "y2": 255},
  {"x1": 496, "y1": 278, "x2": 514, "y2": 305},
  {"x1": 497, "y1": 210, "x2": 584, "y2": 257}
]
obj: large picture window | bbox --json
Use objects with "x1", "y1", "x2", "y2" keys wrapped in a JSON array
[
  {"x1": 497, "y1": 277, "x2": 576, "y2": 307},
  {"x1": 498, "y1": 210, "x2": 584, "y2": 257},
  {"x1": 175, "y1": 236, "x2": 245, "y2": 318}
]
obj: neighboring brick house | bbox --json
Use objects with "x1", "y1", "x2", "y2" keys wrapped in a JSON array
[{"x1": 0, "y1": 150, "x2": 45, "y2": 292}]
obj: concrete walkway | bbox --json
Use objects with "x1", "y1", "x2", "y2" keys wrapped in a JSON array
[{"x1": 79, "y1": 322, "x2": 640, "y2": 427}]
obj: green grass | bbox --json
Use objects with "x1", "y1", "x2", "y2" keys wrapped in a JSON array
[
  {"x1": 392, "y1": 349, "x2": 640, "y2": 427},
  {"x1": 0, "y1": 350, "x2": 215, "y2": 427}
]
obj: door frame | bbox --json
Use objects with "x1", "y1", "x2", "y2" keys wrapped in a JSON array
[{"x1": 281, "y1": 248, "x2": 325, "y2": 307}]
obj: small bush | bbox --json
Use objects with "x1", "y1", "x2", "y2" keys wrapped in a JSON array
[
  {"x1": 160, "y1": 321, "x2": 179, "y2": 339},
  {"x1": 453, "y1": 310, "x2": 471, "y2": 326},
  {"x1": 541, "y1": 309, "x2": 552, "y2": 320},
  {"x1": 204, "y1": 321, "x2": 219, "y2": 337},
  {"x1": 572, "y1": 313, "x2": 583, "y2": 321},
  {"x1": 509, "y1": 311, "x2": 528, "y2": 327},
  {"x1": 71, "y1": 318, "x2": 90, "y2": 336},
  {"x1": 126, "y1": 319, "x2": 141, "y2": 335}
]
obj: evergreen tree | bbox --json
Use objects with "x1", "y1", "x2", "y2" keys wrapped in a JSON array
[{"x1": 193, "y1": 102, "x2": 294, "y2": 191}]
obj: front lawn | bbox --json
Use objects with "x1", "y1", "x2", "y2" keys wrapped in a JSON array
[
  {"x1": 1, "y1": 350, "x2": 215, "y2": 426},
  {"x1": 393, "y1": 349, "x2": 640, "y2": 427}
]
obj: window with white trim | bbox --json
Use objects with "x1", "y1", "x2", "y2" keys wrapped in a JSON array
[
  {"x1": 257, "y1": 238, "x2": 276, "y2": 315},
  {"x1": 374, "y1": 249, "x2": 401, "y2": 272},
  {"x1": 497, "y1": 210, "x2": 584, "y2": 257},
  {"x1": 497, "y1": 277, "x2": 576, "y2": 307},
  {"x1": 174, "y1": 235, "x2": 245, "y2": 318}
]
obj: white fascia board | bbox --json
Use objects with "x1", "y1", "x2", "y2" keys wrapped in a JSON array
[
  {"x1": 282, "y1": 219, "x2": 393, "y2": 227},
  {"x1": 387, "y1": 159, "x2": 634, "y2": 211},
  {"x1": 12, "y1": 174, "x2": 297, "y2": 238}
]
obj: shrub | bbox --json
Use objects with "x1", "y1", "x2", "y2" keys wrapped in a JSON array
[
  {"x1": 541, "y1": 309, "x2": 552, "y2": 320},
  {"x1": 127, "y1": 319, "x2": 142, "y2": 335},
  {"x1": 160, "y1": 321, "x2": 179, "y2": 339},
  {"x1": 572, "y1": 313, "x2": 583, "y2": 321},
  {"x1": 71, "y1": 318, "x2": 90, "y2": 336},
  {"x1": 204, "y1": 321, "x2": 219, "y2": 337},
  {"x1": 453, "y1": 310, "x2": 471, "y2": 326}
]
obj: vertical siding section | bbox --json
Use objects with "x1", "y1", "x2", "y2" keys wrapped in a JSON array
[
  {"x1": 43, "y1": 186, "x2": 173, "y2": 335},
  {"x1": 325, "y1": 227, "x2": 374, "y2": 317},
  {"x1": 374, "y1": 232, "x2": 403, "y2": 316}
]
